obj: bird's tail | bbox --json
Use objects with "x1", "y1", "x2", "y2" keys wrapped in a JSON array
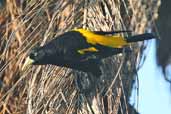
[{"x1": 126, "y1": 33, "x2": 155, "y2": 43}]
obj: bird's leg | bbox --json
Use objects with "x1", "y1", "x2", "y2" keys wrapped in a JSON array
[{"x1": 79, "y1": 55, "x2": 97, "y2": 62}]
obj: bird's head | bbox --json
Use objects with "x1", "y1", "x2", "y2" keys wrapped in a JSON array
[{"x1": 22, "y1": 46, "x2": 46, "y2": 71}]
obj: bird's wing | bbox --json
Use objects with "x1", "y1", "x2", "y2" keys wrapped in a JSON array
[
  {"x1": 73, "y1": 29, "x2": 128, "y2": 48},
  {"x1": 47, "y1": 30, "x2": 126, "y2": 62},
  {"x1": 76, "y1": 44, "x2": 124, "y2": 61},
  {"x1": 93, "y1": 30, "x2": 132, "y2": 35}
]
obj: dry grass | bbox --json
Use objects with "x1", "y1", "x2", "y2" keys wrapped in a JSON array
[{"x1": 0, "y1": 0, "x2": 160, "y2": 114}]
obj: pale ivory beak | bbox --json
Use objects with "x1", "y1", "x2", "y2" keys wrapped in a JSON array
[{"x1": 22, "y1": 57, "x2": 34, "y2": 71}]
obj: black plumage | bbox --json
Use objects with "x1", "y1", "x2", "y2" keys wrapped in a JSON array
[{"x1": 22, "y1": 29, "x2": 155, "y2": 76}]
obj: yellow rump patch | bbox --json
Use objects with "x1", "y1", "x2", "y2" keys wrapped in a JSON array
[
  {"x1": 73, "y1": 29, "x2": 128, "y2": 48},
  {"x1": 78, "y1": 47, "x2": 99, "y2": 55}
]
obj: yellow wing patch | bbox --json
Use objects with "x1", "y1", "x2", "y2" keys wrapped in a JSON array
[
  {"x1": 77, "y1": 47, "x2": 99, "y2": 55},
  {"x1": 73, "y1": 29, "x2": 128, "y2": 48}
]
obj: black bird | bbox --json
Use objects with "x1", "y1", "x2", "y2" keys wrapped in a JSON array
[{"x1": 22, "y1": 29, "x2": 155, "y2": 76}]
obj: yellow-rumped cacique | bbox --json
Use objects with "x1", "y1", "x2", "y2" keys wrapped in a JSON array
[{"x1": 22, "y1": 29, "x2": 155, "y2": 76}]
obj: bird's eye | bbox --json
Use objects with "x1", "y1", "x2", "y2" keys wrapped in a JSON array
[
  {"x1": 33, "y1": 52, "x2": 38, "y2": 57},
  {"x1": 30, "y1": 52, "x2": 38, "y2": 59}
]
